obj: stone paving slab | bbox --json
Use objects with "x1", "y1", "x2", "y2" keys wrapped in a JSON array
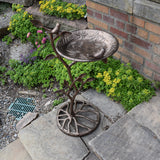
[
  {"x1": 19, "y1": 102, "x2": 89, "y2": 160},
  {"x1": 84, "y1": 152, "x2": 101, "y2": 160},
  {"x1": 128, "y1": 95, "x2": 160, "y2": 139},
  {"x1": 89, "y1": 114, "x2": 160, "y2": 160},
  {"x1": 81, "y1": 89, "x2": 126, "y2": 120},
  {"x1": 0, "y1": 139, "x2": 32, "y2": 160}
]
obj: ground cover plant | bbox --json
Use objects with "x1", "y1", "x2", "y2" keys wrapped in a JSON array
[
  {"x1": 3, "y1": 4, "x2": 156, "y2": 111},
  {"x1": 39, "y1": 0, "x2": 87, "y2": 20}
]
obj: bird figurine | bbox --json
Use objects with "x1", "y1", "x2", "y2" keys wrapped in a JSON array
[
  {"x1": 93, "y1": 48, "x2": 105, "y2": 59},
  {"x1": 51, "y1": 23, "x2": 61, "y2": 34}
]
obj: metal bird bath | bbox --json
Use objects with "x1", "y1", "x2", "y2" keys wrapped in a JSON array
[{"x1": 31, "y1": 20, "x2": 119, "y2": 136}]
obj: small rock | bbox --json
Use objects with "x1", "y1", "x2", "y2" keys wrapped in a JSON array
[{"x1": 18, "y1": 90, "x2": 38, "y2": 96}]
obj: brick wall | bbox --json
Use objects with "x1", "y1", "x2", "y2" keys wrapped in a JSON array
[{"x1": 86, "y1": 0, "x2": 160, "y2": 81}]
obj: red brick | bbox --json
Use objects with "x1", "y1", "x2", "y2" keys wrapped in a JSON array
[
  {"x1": 95, "y1": 12, "x2": 102, "y2": 19},
  {"x1": 145, "y1": 60, "x2": 160, "y2": 74},
  {"x1": 117, "y1": 37, "x2": 123, "y2": 45},
  {"x1": 137, "y1": 28, "x2": 148, "y2": 39},
  {"x1": 143, "y1": 67, "x2": 153, "y2": 77},
  {"x1": 145, "y1": 22, "x2": 160, "y2": 35},
  {"x1": 110, "y1": 27, "x2": 128, "y2": 39},
  {"x1": 154, "y1": 73, "x2": 160, "y2": 81},
  {"x1": 103, "y1": 15, "x2": 114, "y2": 25},
  {"x1": 113, "y1": 52, "x2": 121, "y2": 59},
  {"x1": 153, "y1": 55, "x2": 160, "y2": 66},
  {"x1": 88, "y1": 23, "x2": 94, "y2": 29},
  {"x1": 122, "y1": 56, "x2": 130, "y2": 63},
  {"x1": 86, "y1": 0, "x2": 109, "y2": 14},
  {"x1": 153, "y1": 45, "x2": 160, "y2": 56},
  {"x1": 134, "y1": 46, "x2": 152, "y2": 60},
  {"x1": 126, "y1": 24, "x2": 137, "y2": 34},
  {"x1": 130, "y1": 16, "x2": 145, "y2": 28},
  {"x1": 130, "y1": 36, "x2": 151, "y2": 49},
  {"x1": 87, "y1": 8, "x2": 94, "y2": 16},
  {"x1": 124, "y1": 41, "x2": 134, "y2": 50},
  {"x1": 116, "y1": 20, "x2": 125, "y2": 30},
  {"x1": 131, "y1": 61, "x2": 141, "y2": 71},
  {"x1": 149, "y1": 33, "x2": 160, "y2": 44},
  {"x1": 119, "y1": 47, "x2": 143, "y2": 64},
  {"x1": 110, "y1": 8, "x2": 129, "y2": 22},
  {"x1": 87, "y1": 17, "x2": 108, "y2": 30}
]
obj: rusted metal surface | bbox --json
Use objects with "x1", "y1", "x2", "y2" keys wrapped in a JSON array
[
  {"x1": 57, "y1": 100, "x2": 100, "y2": 136},
  {"x1": 56, "y1": 30, "x2": 119, "y2": 62}
]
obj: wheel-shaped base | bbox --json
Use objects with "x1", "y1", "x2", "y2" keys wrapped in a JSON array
[{"x1": 57, "y1": 100, "x2": 100, "y2": 137}]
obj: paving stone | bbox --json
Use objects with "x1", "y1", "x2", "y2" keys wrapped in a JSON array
[
  {"x1": 91, "y1": 0, "x2": 133, "y2": 13},
  {"x1": 16, "y1": 112, "x2": 38, "y2": 131},
  {"x1": 81, "y1": 89, "x2": 126, "y2": 121},
  {"x1": 128, "y1": 95, "x2": 160, "y2": 139},
  {"x1": 134, "y1": 0, "x2": 160, "y2": 24},
  {"x1": 82, "y1": 112, "x2": 112, "y2": 145},
  {"x1": 89, "y1": 115, "x2": 160, "y2": 160},
  {"x1": 84, "y1": 152, "x2": 101, "y2": 160},
  {"x1": 0, "y1": 139, "x2": 32, "y2": 160},
  {"x1": 19, "y1": 103, "x2": 89, "y2": 160}
]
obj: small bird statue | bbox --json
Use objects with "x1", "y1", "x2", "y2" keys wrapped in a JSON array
[
  {"x1": 51, "y1": 23, "x2": 61, "y2": 34},
  {"x1": 93, "y1": 48, "x2": 105, "y2": 59}
]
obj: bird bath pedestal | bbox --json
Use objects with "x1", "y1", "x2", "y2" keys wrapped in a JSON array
[{"x1": 31, "y1": 21, "x2": 119, "y2": 137}]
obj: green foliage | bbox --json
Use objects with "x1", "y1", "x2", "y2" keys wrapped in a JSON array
[
  {"x1": 7, "y1": 10, "x2": 37, "y2": 43},
  {"x1": 12, "y1": 3, "x2": 23, "y2": 12},
  {"x1": 0, "y1": 66, "x2": 7, "y2": 85},
  {"x1": 95, "y1": 63, "x2": 155, "y2": 111},
  {"x1": 53, "y1": 97, "x2": 65, "y2": 106},
  {"x1": 43, "y1": 94, "x2": 47, "y2": 98},
  {"x1": 39, "y1": 0, "x2": 87, "y2": 20},
  {"x1": 7, "y1": 44, "x2": 156, "y2": 111},
  {"x1": 2, "y1": 35, "x2": 12, "y2": 45}
]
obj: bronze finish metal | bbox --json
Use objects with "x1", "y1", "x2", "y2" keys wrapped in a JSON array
[{"x1": 31, "y1": 20, "x2": 119, "y2": 136}]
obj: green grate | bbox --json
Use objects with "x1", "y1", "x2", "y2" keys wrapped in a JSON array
[{"x1": 8, "y1": 97, "x2": 36, "y2": 120}]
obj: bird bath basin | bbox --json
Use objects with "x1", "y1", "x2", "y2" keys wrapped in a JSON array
[{"x1": 56, "y1": 30, "x2": 119, "y2": 62}]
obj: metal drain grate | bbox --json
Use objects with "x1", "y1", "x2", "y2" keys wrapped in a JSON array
[{"x1": 8, "y1": 97, "x2": 36, "y2": 120}]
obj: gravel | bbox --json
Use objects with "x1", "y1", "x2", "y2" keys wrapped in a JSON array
[{"x1": 0, "y1": 39, "x2": 65, "y2": 150}]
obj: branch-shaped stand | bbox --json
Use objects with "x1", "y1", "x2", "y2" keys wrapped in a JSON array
[
  {"x1": 47, "y1": 27, "x2": 100, "y2": 137},
  {"x1": 31, "y1": 20, "x2": 118, "y2": 136}
]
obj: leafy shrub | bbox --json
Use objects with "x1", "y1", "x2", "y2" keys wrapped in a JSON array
[
  {"x1": 53, "y1": 97, "x2": 65, "y2": 106},
  {"x1": 39, "y1": 0, "x2": 87, "y2": 20},
  {"x1": 7, "y1": 10, "x2": 37, "y2": 42},
  {"x1": 2, "y1": 35, "x2": 12, "y2": 45},
  {"x1": 12, "y1": 3, "x2": 23, "y2": 12},
  {"x1": 7, "y1": 45, "x2": 156, "y2": 111}
]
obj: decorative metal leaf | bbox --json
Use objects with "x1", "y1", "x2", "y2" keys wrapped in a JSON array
[{"x1": 31, "y1": 20, "x2": 43, "y2": 28}]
